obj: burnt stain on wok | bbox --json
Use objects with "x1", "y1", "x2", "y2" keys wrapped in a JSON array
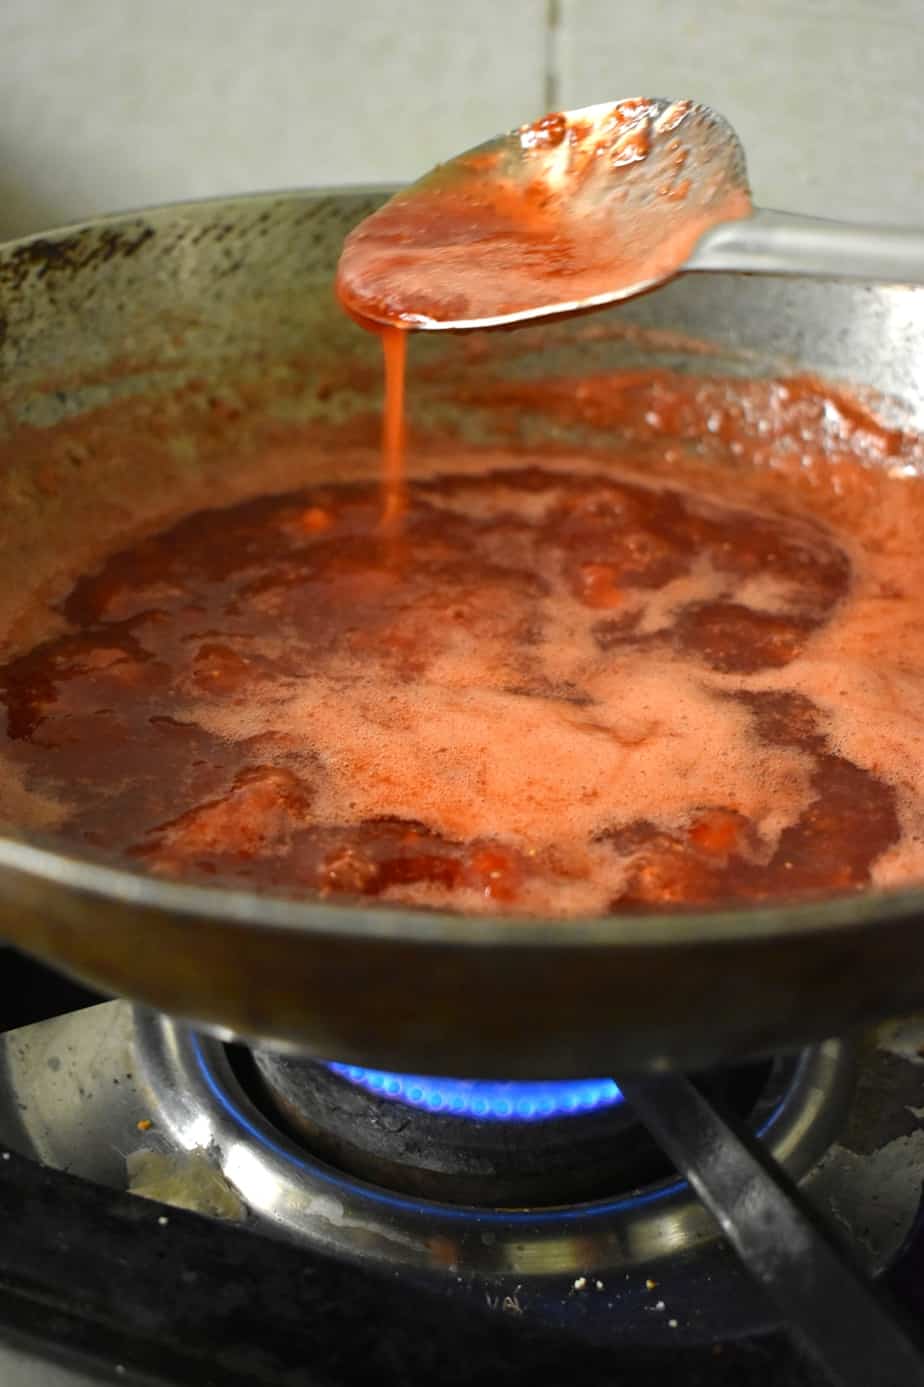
[{"x1": 0, "y1": 225, "x2": 157, "y2": 295}]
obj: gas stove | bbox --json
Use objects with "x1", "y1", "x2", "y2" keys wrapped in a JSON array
[{"x1": 1, "y1": 951, "x2": 923, "y2": 1386}]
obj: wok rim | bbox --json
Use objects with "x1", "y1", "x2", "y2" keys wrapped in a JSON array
[
  {"x1": 1, "y1": 833, "x2": 923, "y2": 950},
  {"x1": 0, "y1": 183, "x2": 400, "y2": 255}
]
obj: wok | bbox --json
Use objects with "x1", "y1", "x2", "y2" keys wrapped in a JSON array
[{"x1": 0, "y1": 188, "x2": 923, "y2": 1077}]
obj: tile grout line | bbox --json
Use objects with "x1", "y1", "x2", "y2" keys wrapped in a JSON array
[{"x1": 543, "y1": 0, "x2": 562, "y2": 112}]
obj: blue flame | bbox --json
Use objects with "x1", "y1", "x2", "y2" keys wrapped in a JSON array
[
  {"x1": 327, "y1": 1064, "x2": 624, "y2": 1122},
  {"x1": 193, "y1": 1034, "x2": 675, "y2": 1222}
]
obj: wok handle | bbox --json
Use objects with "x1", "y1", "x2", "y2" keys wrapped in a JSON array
[
  {"x1": 686, "y1": 207, "x2": 924, "y2": 284},
  {"x1": 618, "y1": 1071, "x2": 924, "y2": 1387}
]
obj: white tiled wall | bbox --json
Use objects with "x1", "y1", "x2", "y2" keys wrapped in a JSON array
[
  {"x1": 1, "y1": 0, "x2": 922, "y2": 242},
  {"x1": 0, "y1": 0, "x2": 547, "y2": 240},
  {"x1": 556, "y1": 0, "x2": 924, "y2": 226}
]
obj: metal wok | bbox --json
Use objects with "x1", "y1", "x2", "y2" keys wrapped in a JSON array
[{"x1": 0, "y1": 188, "x2": 923, "y2": 1077}]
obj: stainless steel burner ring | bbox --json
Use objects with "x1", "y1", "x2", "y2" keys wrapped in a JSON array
[{"x1": 133, "y1": 1010, "x2": 862, "y2": 1281}]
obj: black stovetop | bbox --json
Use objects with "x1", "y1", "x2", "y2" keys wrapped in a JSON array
[{"x1": 0, "y1": 949, "x2": 919, "y2": 1387}]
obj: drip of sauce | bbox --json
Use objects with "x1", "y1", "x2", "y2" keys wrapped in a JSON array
[
  {"x1": 380, "y1": 325, "x2": 408, "y2": 528},
  {"x1": 337, "y1": 98, "x2": 751, "y2": 523}
]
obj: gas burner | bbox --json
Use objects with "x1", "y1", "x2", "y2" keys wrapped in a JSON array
[
  {"x1": 247, "y1": 1047, "x2": 795, "y2": 1204},
  {"x1": 326, "y1": 1066, "x2": 626, "y2": 1120},
  {"x1": 2, "y1": 1001, "x2": 923, "y2": 1350}
]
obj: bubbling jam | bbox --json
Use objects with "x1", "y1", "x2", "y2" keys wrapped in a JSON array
[{"x1": 4, "y1": 368, "x2": 924, "y2": 918}]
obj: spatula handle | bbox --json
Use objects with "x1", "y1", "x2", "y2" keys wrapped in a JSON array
[
  {"x1": 686, "y1": 207, "x2": 924, "y2": 285},
  {"x1": 618, "y1": 1069, "x2": 924, "y2": 1387}
]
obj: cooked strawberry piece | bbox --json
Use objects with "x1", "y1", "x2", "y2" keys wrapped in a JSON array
[
  {"x1": 463, "y1": 846, "x2": 523, "y2": 903},
  {"x1": 145, "y1": 767, "x2": 313, "y2": 864},
  {"x1": 687, "y1": 809, "x2": 748, "y2": 860},
  {"x1": 673, "y1": 602, "x2": 812, "y2": 673},
  {"x1": 576, "y1": 562, "x2": 623, "y2": 609},
  {"x1": 190, "y1": 643, "x2": 253, "y2": 694}
]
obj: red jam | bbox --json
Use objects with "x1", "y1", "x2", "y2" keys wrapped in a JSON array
[{"x1": 3, "y1": 366, "x2": 923, "y2": 918}]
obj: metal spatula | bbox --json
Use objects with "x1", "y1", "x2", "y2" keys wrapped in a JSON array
[{"x1": 337, "y1": 97, "x2": 924, "y2": 331}]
